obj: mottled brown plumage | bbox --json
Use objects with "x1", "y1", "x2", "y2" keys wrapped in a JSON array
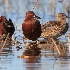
[
  {"x1": 41, "y1": 13, "x2": 69, "y2": 38},
  {"x1": 22, "y1": 11, "x2": 41, "y2": 41}
]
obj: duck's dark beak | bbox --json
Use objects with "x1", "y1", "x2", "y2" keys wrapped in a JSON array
[{"x1": 35, "y1": 15, "x2": 41, "y2": 19}]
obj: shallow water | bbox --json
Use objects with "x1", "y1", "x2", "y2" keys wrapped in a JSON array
[
  {"x1": 0, "y1": 43, "x2": 70, "y2": 70},
  {"x1": 0, "y1": 0, "x2": 70, "y2": 70}
]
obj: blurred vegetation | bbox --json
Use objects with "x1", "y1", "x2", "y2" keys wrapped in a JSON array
[{"x1": 0, "y1": 0, "x2": 70, "y2": 24}]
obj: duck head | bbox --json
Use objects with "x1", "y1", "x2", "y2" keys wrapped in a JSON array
[
  {"x1": 56, "y1": 13, "x2": 67, "y2": 21},
  {"x1": 25, "y1": 11, "x2": 41, "y2": 19}
]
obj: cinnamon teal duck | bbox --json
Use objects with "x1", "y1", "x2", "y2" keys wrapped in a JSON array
[
  {"x1": 22, "y1": 11, "x2": 41, "y2": 41},
  {"x1": 0, "y1": 16, "x2": 15, "y2": 40},
  {"x1": 41, "y1": 13, "x2": 69, "y2": 39}
]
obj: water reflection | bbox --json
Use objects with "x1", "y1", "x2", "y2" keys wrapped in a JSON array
[
  {"x1": 25, "y1": 58, "x2": 42, "y2": 70},
  {"x1": 54, "y1": 59, "x2": 69, "y2": 70},
  {"x1": 0, "y1": 45, "x2": 70, "y2": 70},
  {"x1": 0, "y1": 47, "x2": 12, "y2": 56}
]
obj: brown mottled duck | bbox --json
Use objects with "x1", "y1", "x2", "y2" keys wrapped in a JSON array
[{"x1": 41, "y1": 13, "x2": 69, "y2": 39}]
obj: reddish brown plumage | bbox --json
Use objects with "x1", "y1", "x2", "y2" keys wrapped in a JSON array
[
  {"x1": 22, "y1": 11, "x2": 41, "y2": 41},
  {"x1": 0, "y1": 16, "x2": 7, "y2": 22},
  {"x1": 0, "y1": 16, "x2": 7, "y2": 36},
  {"x1": 0, "y1": 16, "x2": 15, "y2": 38}
]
